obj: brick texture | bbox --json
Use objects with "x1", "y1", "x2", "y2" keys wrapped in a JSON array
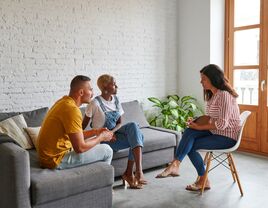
[{"x1": 0, "y1": 0, "x2": 177, "y2": 112}]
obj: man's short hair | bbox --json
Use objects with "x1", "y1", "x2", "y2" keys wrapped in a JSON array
[{"x1": 70, "y1": 75, "x2": 91, "y2": 90}]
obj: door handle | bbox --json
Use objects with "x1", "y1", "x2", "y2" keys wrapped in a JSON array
[{"x1": 261, "y1": 80, "x2": 266, "y2": 91}]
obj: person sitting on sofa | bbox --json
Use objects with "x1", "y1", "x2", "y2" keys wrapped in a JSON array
[
  {"x1": 156, "y1": 64, "x2": 241, "y2": 191},
  {"x1": 37, "y1": 75, "x2": 114, "y2": 170},
  {"x1": 82, "y1": 74, "x2": 147, "y2": 189}
]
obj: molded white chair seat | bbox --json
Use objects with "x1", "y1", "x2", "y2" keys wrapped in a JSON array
[{"x1": 197, "y1": 111, "x2": 251, "y2": 196}]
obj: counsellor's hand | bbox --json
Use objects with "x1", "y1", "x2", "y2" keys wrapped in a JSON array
[
  {"x1": 188, "y1": 122, "x2": 200, "y2": 130},
  {"x1": 187, "y1": 115, "x2": 212, "y2": 130},
  {"x1": 186, "y1": 117, "x2": 194, "y2": 126}
]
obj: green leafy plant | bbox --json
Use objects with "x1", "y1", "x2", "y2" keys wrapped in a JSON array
[{"x1": 148, "y1": 95, "x2": 203, "y2": 132}]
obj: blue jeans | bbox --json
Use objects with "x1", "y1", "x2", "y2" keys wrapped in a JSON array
[
  {"x1": 56, "y1": 144, "x2": 113, "y2": 170},
  {"x1": 104, "y1": 122, "x2": 144, "y2": 161},
  {"x1": 175, "y1": 128, "x2": 237, "y2": 176}
]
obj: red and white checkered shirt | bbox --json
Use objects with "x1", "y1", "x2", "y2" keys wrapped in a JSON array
[{"x1": 206, "y1": 90, "x2": 241, "y2": 140}]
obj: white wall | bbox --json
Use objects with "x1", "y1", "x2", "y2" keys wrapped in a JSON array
[
  {"x1": 177, "y1": 0, "x2": 225, "y2": 107},
  {"x1": 0, "y1": 0, "x2": 178, "y2": 112},
  {"x1": 210, "y1": 0, "x2": 225, "y2": 68}
]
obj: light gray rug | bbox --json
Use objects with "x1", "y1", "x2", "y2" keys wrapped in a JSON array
[{"x1": 112, "y1": 152, "x2": 268, "y2": 208}]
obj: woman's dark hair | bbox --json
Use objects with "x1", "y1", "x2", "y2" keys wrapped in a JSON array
[{"x1": 200, "y1": 64, "x2": 238, "y2": 101}]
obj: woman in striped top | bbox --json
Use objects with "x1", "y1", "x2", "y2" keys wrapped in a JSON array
[{"x1": 156, "y1": 64, "x2": 241, "y2": 192}]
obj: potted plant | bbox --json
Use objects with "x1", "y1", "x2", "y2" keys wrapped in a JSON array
[{"x1": 148, "y1": 95, "x2": 203, "y2": 132}]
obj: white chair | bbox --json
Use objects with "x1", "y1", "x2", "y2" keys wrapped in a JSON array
[{"x1": 197, "y1": 111, "x2": 251, "y2": 196}]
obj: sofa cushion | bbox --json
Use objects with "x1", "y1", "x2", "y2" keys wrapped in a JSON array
[
  {"x1": 22, "y1": 107, "x2": 48, "y2": 127},
  {"x1": 24, "y1": 126, "x2": 41, "y2": 149},
  {"x1": 121, "y1": 100, "x2": 149, "y2": 128},
  {"x1": 112, "y1": 127, "x2": 176, "y2": 159},
  {"x1": 0, "y1": 114, "x2": 33, "y2": 149},
  {"x1": 30, "y1": 154, "x2": 114, "y2": 205}
]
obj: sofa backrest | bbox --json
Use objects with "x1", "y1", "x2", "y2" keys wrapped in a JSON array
[
  {"x1": 0, "y1": 107, "x2": 49, "y2": 127},
  {"x1": 0, "y1": 101, "x2": 149, "y2": 129},
  {"x1": 80, "y1": 100, "x2": 149, "y2": 128}
]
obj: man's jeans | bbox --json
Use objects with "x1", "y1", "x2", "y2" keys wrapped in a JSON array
[{"x1": 56, "y1": 144, "x2": 113, "y2": 170}]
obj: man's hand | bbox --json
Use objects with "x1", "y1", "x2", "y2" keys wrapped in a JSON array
[
  {"x1": 98, "y1": 130, "x2": 113, "y2": 142},
  {"x1": 96, "y1": 128, "x2": 108, "y2": 135},
  {"x1": 109, "y1": 134, "x2": 117, "y2": 143}
]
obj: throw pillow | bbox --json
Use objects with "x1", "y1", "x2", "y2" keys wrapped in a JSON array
[
  {"x1": 24, "y1": 126, "x2": 41, "y2": 149},
  {"x1": 0, "y1": 114, "x2": 33, "y2": 149},
  {"x1": 121, "y1": 100, "x2": 150, "y2": 128},
  {"x1": 22, "y1": 107, "x2": 49, "y2": 127}
]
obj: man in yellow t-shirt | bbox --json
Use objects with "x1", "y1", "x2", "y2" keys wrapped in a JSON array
[{"x1": 37, "y1": 75, "x2": 113, "y2": 169}]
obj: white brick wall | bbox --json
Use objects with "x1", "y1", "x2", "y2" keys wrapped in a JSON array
[{"x1": 0, "y1": 0, "x2": 178, "y2": 112}]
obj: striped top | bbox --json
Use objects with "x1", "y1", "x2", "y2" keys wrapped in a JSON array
[{"x1": 206, "y1": 90, "x2": 241, "y2": 140}]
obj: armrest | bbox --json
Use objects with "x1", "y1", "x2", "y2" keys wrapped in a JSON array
[
  {"x1": 146, "y1": 126, "x2": 182, "y2": 147},
  {"x1": 0, "y1": 143, "x2": 31, "y2": 208}
]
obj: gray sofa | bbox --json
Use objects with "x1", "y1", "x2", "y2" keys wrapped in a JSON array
[{"x1": 0, "y1": 100, "x2": 181, "y2": 208}]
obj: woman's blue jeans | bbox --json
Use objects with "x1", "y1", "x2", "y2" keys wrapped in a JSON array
[
  {"x1": 104, "y1": 122, "x2": 144, "y2": 161},
  {"x1": 175, "y1": 128, "x2": 236, "y2": 176}
]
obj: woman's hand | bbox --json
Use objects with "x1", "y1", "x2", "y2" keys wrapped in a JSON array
[
  {"x1": 186, "y1": 117, "x2": 194, "y2": 126},
  {"x1": 186, "y1": 116, "x2": 203, "y2": 130},
  {"x1": 188, "y1": 122, "x2": 201, "y2": 130},
  {"x1": 187, "y1": 115, "x2": 216, "y2": 131}
]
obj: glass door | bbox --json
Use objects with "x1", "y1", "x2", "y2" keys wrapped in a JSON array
[{"x1": 225, "y1": 0, "x2": 268, "y2": 154}]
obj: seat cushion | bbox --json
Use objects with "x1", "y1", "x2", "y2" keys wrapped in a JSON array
[
  {"x1": 29, "y1": 151, "x2": 114, "y2": 205},
  {"x1": 113, "y1": 127, "x2": 176, "y2": 159}
]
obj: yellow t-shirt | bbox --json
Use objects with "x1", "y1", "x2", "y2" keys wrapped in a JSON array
[{"x1": 37, "y1": 96, "x2": 82, "y2": 169}]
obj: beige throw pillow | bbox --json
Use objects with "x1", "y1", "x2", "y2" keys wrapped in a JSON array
[
  {"x1": 0, "y1": 114, "x2": 33, "y2": 149},
  {"x1": 24, "y1": 126, "x2": 41, "y2": 149}
]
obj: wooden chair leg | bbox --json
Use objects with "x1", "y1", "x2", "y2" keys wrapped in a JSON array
[
  {"x1": 229, "y1": 153, "x2": 243, "y2": 196},
  {"x1": 196, "y1": 152, "x2": 210, "y2": 183},
  {"x1": 203, "y1": 152, "x2": 209, "y2": 165},
  {"x1": 196, "y1": 152, "x2": 211, "y2": 183},
  {"x1": 200, "y1": 152, "x2": 212, "y2": 195},
  {"x1": 227, "y1": 153, "x2": 236, "y2": 182},
  {"x1": 195, "y1": 176, "x2": 200, "y2": 183}
]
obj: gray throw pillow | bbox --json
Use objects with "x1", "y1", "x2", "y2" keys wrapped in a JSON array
[
  {"x1": 121, "y1": 100, "x2": 149, "y2": 128},
  {"x1": 22, "y1": 107, "x2": 49, "y2": 127}
]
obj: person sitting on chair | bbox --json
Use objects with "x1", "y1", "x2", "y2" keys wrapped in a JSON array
[
  {"x1": 82, "y1": 74, "x2": 147, "y2": 189},
  {"x1": 156, "y1": 64, "x2": 241, "y2": 192}
]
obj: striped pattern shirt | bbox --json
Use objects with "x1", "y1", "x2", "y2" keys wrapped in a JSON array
[{"x1": 206, "y1": 90, "x2": 241, "y2": 140}]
